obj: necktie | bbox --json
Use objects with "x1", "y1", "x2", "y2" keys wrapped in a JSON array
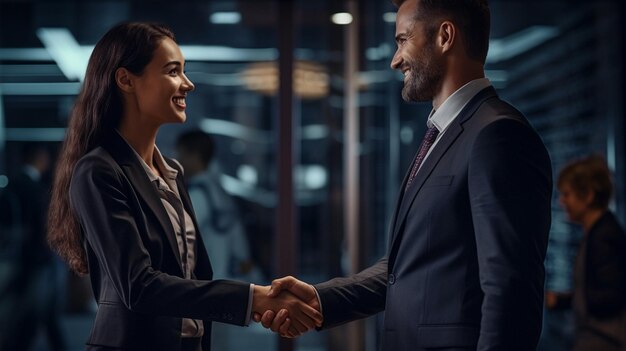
[{"x1": 405, "y1": 126, "x2": 440, "y2": 191}]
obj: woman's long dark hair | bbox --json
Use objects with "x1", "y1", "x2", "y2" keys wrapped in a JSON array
[{"x1": 48, "y1": 22, "x2": 174, "y2": 275}]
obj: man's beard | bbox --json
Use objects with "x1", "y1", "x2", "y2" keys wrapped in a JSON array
[{"x1": 401, "y1": 44, "x2": 443, "y2": 102}]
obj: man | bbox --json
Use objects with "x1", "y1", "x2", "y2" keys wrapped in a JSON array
[
  {"x1": 259, "y1": 0, "x2": 553, "y2": 350},
  {"x1": 557, "y1": 155, "x2": 626, "y2": 351}
]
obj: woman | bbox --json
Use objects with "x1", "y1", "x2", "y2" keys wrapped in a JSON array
[
  {"x1": 47, "y1": 22, "x2": 320, "y2": 351},
  {"x1": 558, "y1": 155, "x2": 626, "y2": 351}
]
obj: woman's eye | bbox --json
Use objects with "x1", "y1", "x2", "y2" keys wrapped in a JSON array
[{"x1": 169, "y1": 69, "x2": 178, "y2": 75}]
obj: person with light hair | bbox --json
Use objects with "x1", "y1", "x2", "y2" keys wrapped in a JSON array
[{"x1": 557, "y1": 155, "x2": 626, "y2": 351}]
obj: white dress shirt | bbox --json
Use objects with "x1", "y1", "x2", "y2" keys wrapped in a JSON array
[{"x1": 419, "y1": 78, "x2": 492, "y2": 172}]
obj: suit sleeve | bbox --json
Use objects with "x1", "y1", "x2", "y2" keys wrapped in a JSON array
[
  {"x1": 314, "y1": 257, "x2": 388, "y2": 329},
  {"x1": 468, "y1": 118, "x2": 552, "y2": 350},
  {"x1": 69, "y1": 155, "x2": 251, "y2": 325}
]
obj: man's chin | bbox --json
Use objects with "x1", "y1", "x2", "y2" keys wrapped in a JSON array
[
  {"x1": 401, "y1": 88, "x2": 430, "y2": 103},
  {"x1": 401, "y1": 86, "x2": 414, "y2": 102}
]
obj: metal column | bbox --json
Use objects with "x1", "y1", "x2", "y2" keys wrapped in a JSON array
[{"x1": 276, "y1": 1, "x2": 296, "y2": 351}]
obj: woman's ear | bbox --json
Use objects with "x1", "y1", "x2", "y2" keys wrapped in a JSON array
[
  {"x1": 583, "y1": 190, "x2": 596, "y2": 207},
  {"x1": 115, "y1": 67, "x2": 134, "y2": 93}
]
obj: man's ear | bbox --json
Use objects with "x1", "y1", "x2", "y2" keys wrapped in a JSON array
[
  {"x1": 115, "y1": 67, "x2": 134, "y2": 93},
  {"x1": 438, "y1": 21, "x2": 456, "y2": 54}
]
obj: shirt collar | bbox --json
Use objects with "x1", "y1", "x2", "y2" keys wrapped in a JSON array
[
  {"x1": 152, "y1": 146, "x2": 178, "y2": 181},
  {"x1": 427, "y1": 78, "x2": 492, "y2": 132}
]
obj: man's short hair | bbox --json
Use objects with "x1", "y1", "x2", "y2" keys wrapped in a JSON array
[
  {"x1": 176, "y1": 130, "x2": 215, "y2": 166},
  {"x1": 392, "y1": 0, "x2": 490, "y2": 64},
  {"x1": 557, "y1": 154, "x2": 613, "y2": 210}
]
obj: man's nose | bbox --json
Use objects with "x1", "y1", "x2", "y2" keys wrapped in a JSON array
[{"x1": 390, "y1": 50, "x2": 402, "y2": 70}]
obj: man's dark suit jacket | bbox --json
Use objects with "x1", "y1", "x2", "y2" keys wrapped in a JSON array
[
  {"x1": 69, "y1": 132, "x2": 250, "y2": 351},
  {"x1": 315, "y1": 86, "x2": 553, "y2": 351}
]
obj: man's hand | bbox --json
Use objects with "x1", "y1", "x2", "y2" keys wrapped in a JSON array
[
  {"x1": 254, "y1": 276, "x2": 322, "y2": 337},
  {"x1": 252, "y1": 284, "x2": 322, "y2": 338}
]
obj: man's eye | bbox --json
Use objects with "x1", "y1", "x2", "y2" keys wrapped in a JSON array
[{"x1": 169, "y1": 69, "x2": 178, "y2": 75}]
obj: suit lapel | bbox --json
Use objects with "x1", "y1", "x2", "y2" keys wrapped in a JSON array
[
  {"x1": 387, "y1": 86, "x2": 498, "y2": 265},
  {"x1": 164, "y1": 157, "x2": 214, "y2": 279},
  {"x1": 103, "y1": 132, "x2": 184, "y2": 273},
  {"x1": 387, "y1": 149, "x2": 419, "y2": 249},
  {"x1": 388, "y1": 122, "x2": 463, "y2": 259}
]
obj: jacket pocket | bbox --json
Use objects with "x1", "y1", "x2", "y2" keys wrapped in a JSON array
[
  {"x1": 415, "y1": 324, "x2": 479, "y2": 348},
  {"x1": 87, "y1": 303, "x2": 139, "y2": 347}
]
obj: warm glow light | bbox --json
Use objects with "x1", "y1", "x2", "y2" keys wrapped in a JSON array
[
  {"x1": 241, "y1": 61, "x2": 329, "y2": 100},
  {"x1": 331, "y1": 12, "x2": 353, "y2": 25}
]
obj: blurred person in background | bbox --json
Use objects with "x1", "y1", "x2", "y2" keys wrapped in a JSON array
[
  {"x1": 176, "y1": 130, "x2": 261, "y2": 282},
  {"x1": 0, "y1": 144, "x2": 66, "y2": 351},
  {"x1": 558, "y1": 154, "x2": 626, "y2": 351},
  {"x1": 176, "y1": 130, "x2": 264, "y2": 350}
]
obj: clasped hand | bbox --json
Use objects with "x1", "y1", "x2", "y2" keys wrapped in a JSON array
[{"x1": 252, "y1": 276, "x2": 322, "y2": 338}]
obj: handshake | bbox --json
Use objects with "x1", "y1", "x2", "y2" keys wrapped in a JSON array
[{"x1": 251, "y1": 276, "x2": 322, "y2": 338}]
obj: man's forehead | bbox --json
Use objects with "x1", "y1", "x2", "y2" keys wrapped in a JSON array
[{"x1": 395, "y1": 11, "x2": 417, "y2": 35}]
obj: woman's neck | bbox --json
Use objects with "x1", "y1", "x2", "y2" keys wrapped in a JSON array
[{"x1": 118, "y1": 117, "x2": 159, "y2": 172}]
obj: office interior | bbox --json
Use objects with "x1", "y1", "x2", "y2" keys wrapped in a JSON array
[{"x1": 0, "y1": 0, "x2": 624, "y2": 350}]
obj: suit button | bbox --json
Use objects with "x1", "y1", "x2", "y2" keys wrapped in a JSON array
[{"x1": 388, "y1": 273, "x2": 396, "y2": 285}]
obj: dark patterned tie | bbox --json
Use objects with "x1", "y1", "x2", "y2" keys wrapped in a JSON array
[{"x1": 405, "y1": 126, "x2": 440, "y2": 191}]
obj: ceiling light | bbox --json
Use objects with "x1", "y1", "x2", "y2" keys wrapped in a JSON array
[
  {"x1": 37, "y1": 28, "x2": 89, "y2": 81},
  {"x1": 331, "y1": 12, "x2": 353, "y2": 25},
  {"x1": 487, "y1": 26, "x2": 559, "y2": 63},
  {"x1": 210, "y1": 12, "x2": 241, "y2": 24},
  {"x1": 382, "y1": 12, "x2": 396, "y2": 23}
]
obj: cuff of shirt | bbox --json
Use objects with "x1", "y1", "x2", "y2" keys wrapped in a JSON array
[
  {"x1": 245, "y1": 283, "x2": 254, "y2": 326},
  {"x1": 313, "y1": 285, "x2": 323, "y2": 316}
]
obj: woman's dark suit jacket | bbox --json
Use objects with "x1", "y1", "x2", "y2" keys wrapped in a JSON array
[
  {"x1": 69, "y1": 132, "x2": 250, "y2": 351},
  {"x1": 572, "y1": 211, "x2": 626, "y2": 351}
]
